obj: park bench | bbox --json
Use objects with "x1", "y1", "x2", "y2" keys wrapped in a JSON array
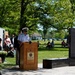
[{"x1": 43, "y1": 57, "x2": 69, "y2": 69}]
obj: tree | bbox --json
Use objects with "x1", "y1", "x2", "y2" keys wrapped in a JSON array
[
  {"x1": 0, "y1": 0, "x2": 20, "y2": 34},
  {"x1": 36, "y1": 0, "x2": 74, "y2": 39},
  {"x1": 0, "y1": 0, "x2": 74, "y2": 37},
  {"x1": 20, "y1": 0, "x2": 39, "y2": 31},
  {"x1": 70, "y1": 0, "x2": 75, "y2": 13}
]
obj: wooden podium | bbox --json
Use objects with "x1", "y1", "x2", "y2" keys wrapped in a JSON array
[{"x1": 20, "y1": 42, "x2": 38, "y2": 70}]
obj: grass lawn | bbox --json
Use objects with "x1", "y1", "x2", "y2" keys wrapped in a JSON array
[
  {"x1": 0, "y1": 40, "x2": 69, "y2": 69},
  {"x1": 38, "y1": 47, "x2": 68, "y2": 63}
]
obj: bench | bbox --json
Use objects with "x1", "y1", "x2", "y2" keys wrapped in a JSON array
[{"x1": 43, "y1": 58, "x2": 69, "y2": 69}]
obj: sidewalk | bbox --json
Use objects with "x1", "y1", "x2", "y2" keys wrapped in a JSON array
[{"x1": 1, "y1": 63, "x2": 75, "y2": 75}]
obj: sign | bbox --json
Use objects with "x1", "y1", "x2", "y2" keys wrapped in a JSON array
[{"x1": 27, "y1": 52, "x2": 34, "y2": 60}]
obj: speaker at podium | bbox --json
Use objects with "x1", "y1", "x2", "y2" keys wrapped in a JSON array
[{"x1": 19, "y1": 42, "x2": 38, "y2": 70}]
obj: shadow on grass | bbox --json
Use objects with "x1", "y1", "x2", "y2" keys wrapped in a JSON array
[
  {"x1": 0, "y1": 63, "x2": 16, "y2": 70},
  {"x1": 38, "y1": 47, "x2": 69, "y2": 51},
  {"x1": 4, "y1": 64, "x2": 16, "y2": 67}
]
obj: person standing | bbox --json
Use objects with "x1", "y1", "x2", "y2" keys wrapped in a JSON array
[
  {"x1": 14, "y1": 31, "x2": 22, "y2": 65},
  {"x1": 17, "y1": 27, "x2": 30, "y2": 66},
  {"x1": 10, "y1": 34, "x2": 16, "y2": 54},
  {"x1": 17, "y1": 27, "x2": 30, "y2": 46},
  {"x1": 10, "y1": 34, "x2": 15, "y2": 47}
]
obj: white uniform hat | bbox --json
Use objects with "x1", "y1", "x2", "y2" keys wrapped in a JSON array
[{"x1": 22, "y1": 27, "x2": 28, "y2": 32}]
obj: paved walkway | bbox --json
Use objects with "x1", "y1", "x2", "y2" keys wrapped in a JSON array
[{"x1": 1, "y1": 63, "x2": 75, "y2": 75}]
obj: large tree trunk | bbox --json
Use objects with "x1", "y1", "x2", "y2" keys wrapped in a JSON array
[{"x1": 20, "y1": 0, "x2": 27, "y2": 30}]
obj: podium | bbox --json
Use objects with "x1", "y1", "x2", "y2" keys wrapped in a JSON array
[{"x1": 20, "y1": 42, "x2": 38, "y2": 70}]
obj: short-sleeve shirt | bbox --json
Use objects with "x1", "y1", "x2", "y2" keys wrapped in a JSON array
[{"x1": 17, "y1": 33, "x2": 30, "y2": 42}]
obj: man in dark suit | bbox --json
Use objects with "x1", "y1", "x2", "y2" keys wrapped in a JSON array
[
  {"x1": 10, "y1": 34, "x2": 15, "y2": 47},
  {"x1": 14, "y1": 31, "x2": 22, "y2": 65}
]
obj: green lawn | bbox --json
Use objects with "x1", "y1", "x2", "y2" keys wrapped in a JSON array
[
  {"x1": 38, "y1": 47, "x2": 68, "y2": 63},
  {"x1": 0, "y1": 40, "x2": 69, "y2": 69},
  {"x1": 6, "y1": 48, "x2": 69, "y2": 63}
]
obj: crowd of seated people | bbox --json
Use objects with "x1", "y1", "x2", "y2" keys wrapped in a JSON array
[{"x1": 46, "y1": 39, "x2": 69, "y2": 49}]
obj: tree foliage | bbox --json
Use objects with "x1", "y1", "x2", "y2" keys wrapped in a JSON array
[
  {"x1": 0, "y1": 0, "x2": 75, "y2": 38},
  {"x1": 35, "y1": 0, "x2": 74, "y2": 39},
  {"x1": 20, "y1": 0, "x2": 39, "y2": 32},
  {"x1": 0, "y1": 0, "x2": 20, "y2": 34}
]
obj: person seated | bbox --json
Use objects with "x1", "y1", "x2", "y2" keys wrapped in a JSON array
[
  {"x1": 46, "y1": 41, "x2": 51, "y2": 49},
  {"x1": 4, "y1": 35, "x2": 11, "y2": 51},
  {"x1": 61, "y1": 40, "x2": 66, "y2": 47},
  {"x1": 51, "y1": 39, "x2": 54, "y2": 48}
]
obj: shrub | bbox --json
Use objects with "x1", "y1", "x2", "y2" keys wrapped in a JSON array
[{"x1": 0, "y1": 51, "x2": 7, "y2": 63}]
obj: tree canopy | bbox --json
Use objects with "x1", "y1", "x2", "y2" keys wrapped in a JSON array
[{"x1": 0, "y1": 0, "x2": 75, "y2": 38}]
